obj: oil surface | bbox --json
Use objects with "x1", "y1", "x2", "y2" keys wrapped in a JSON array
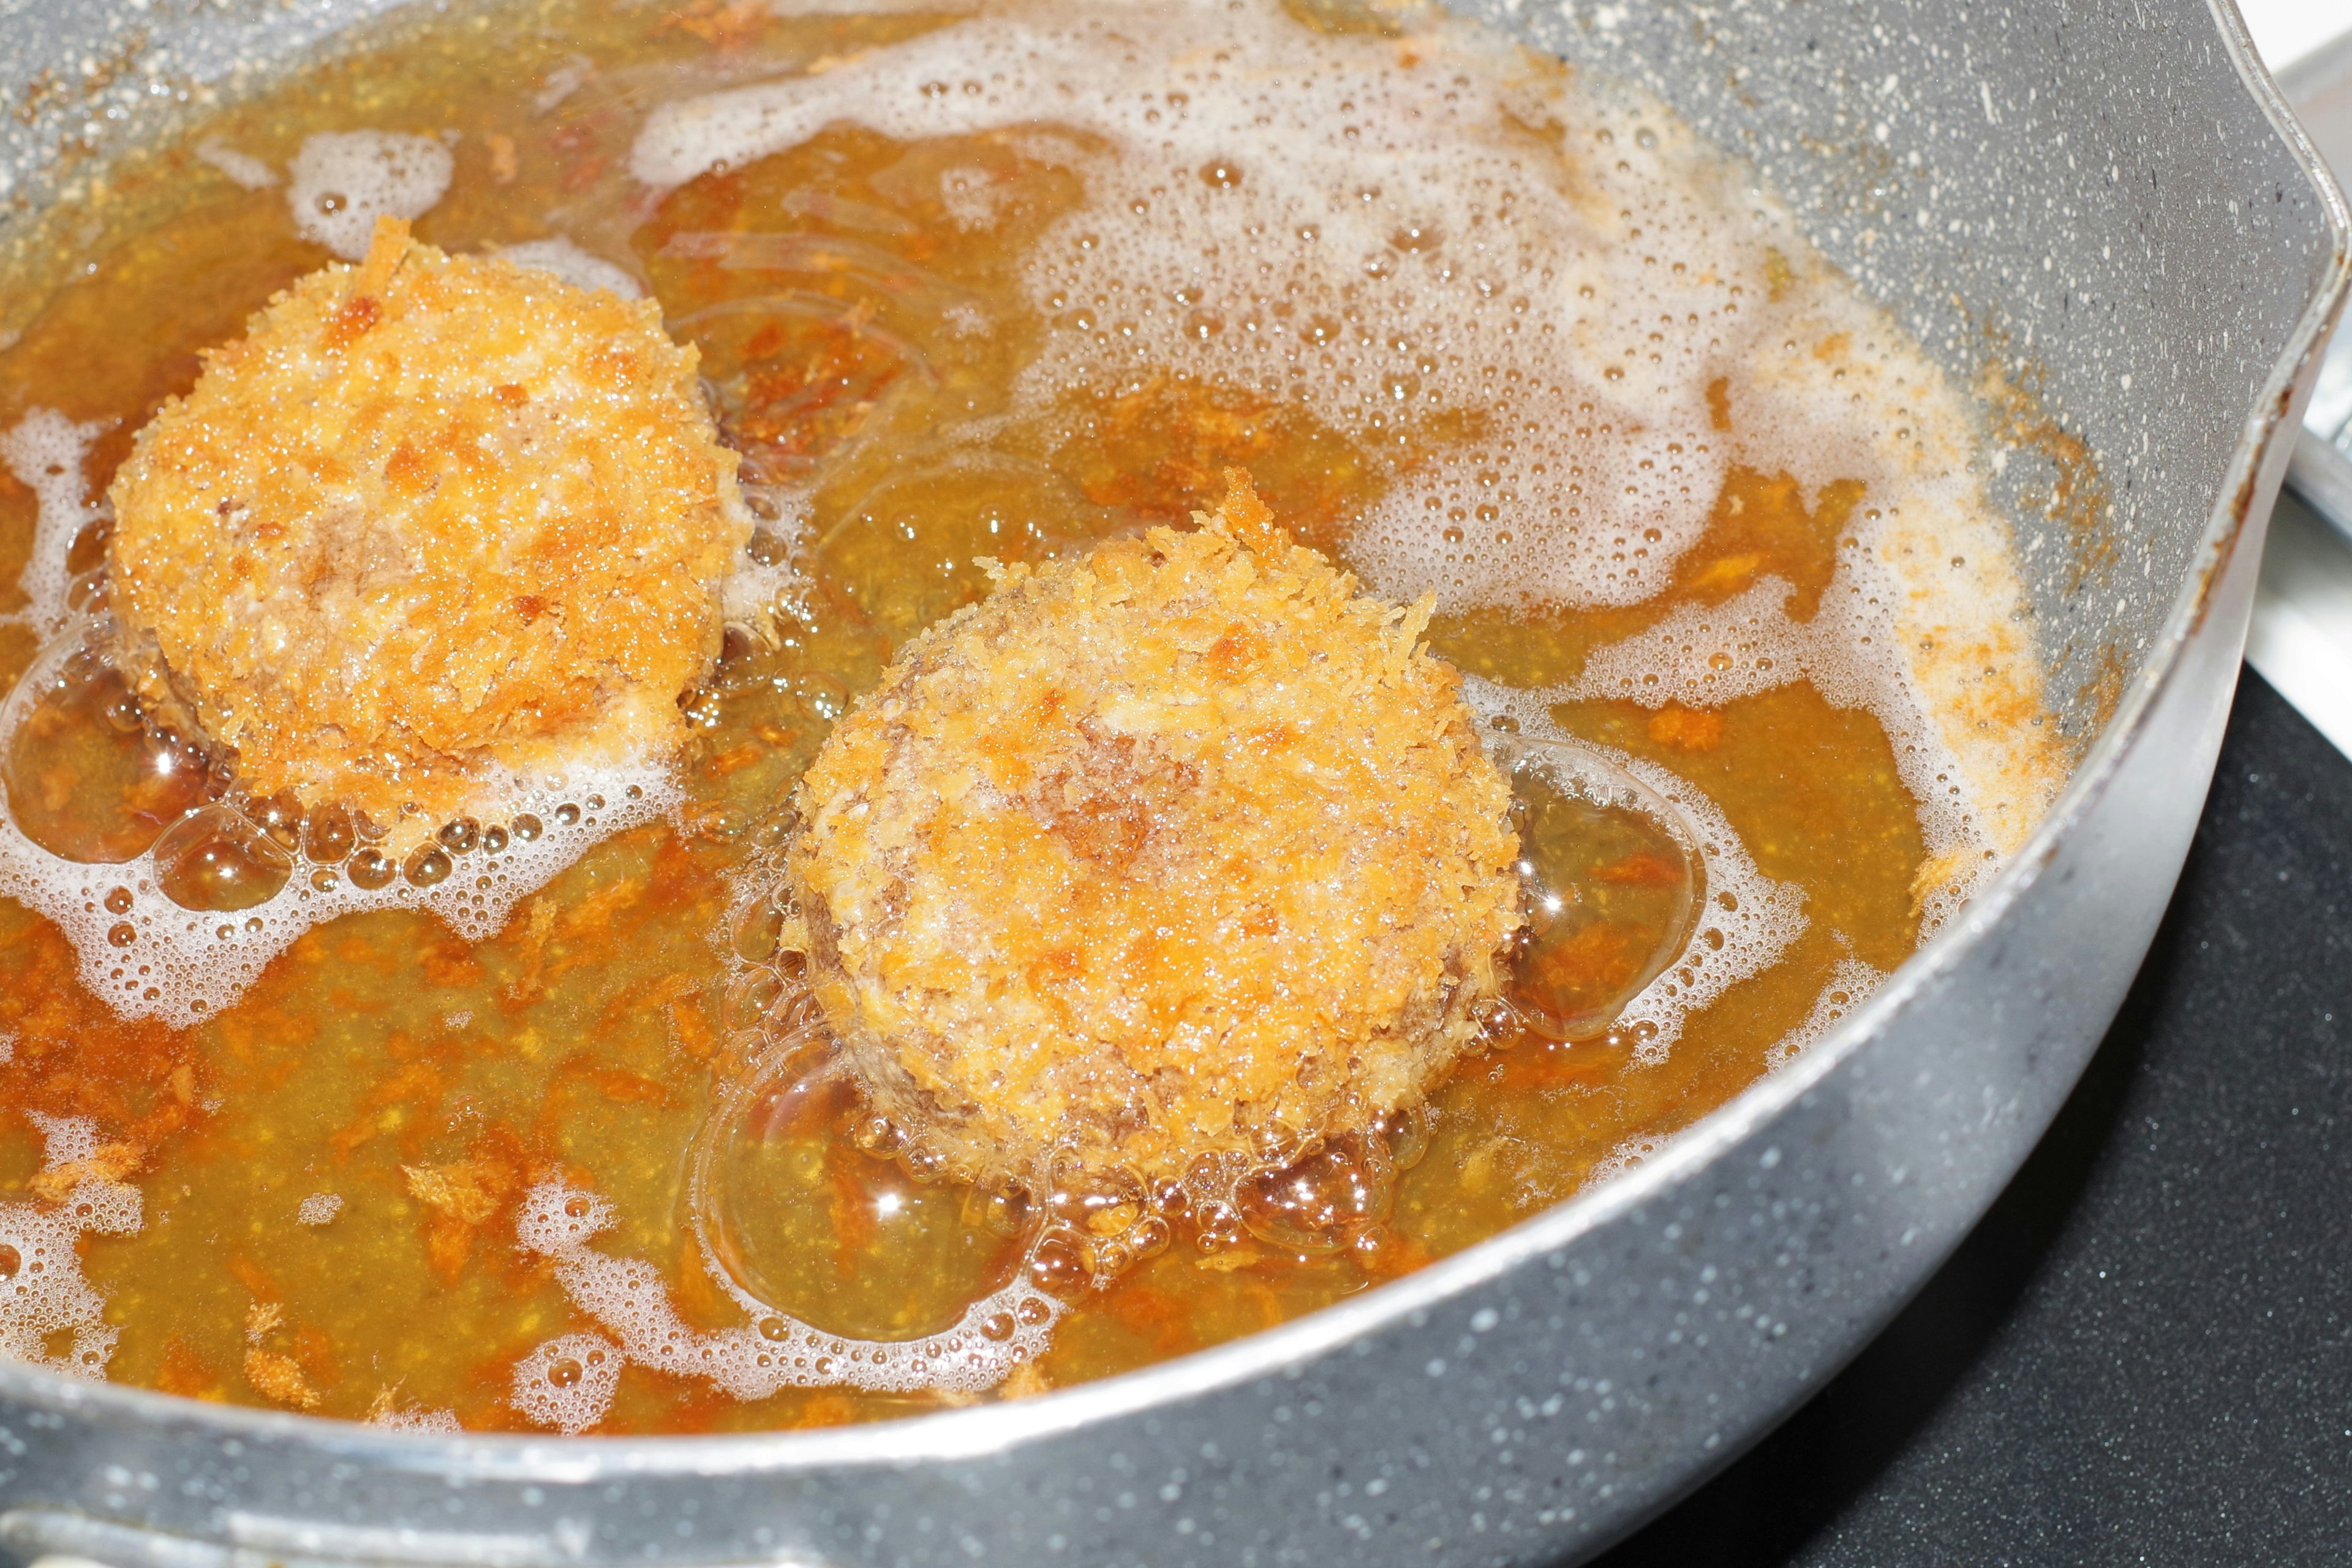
[{"x1": 0, "y1": 0, "x2": 2060, "y2": 1431}]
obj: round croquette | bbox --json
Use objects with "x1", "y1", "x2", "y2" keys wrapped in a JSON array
[
  {"x1": 786, "y1": 472, "x2": 1523, "y2": 1188},
  {"x1": 106, "y1": 216, "x2": 750, "y2": 846}
]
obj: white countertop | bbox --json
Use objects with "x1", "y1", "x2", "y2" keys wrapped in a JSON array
[
  {"x1": 2239, "y1": 2, "x2": 2352, "y2": 757},
  {"x1": 2239, "y1": 0, "x2": 2346, "y2": 70}
]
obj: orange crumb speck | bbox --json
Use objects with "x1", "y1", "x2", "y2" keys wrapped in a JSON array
[{"x1": 1646, "y1": 706, "x2": 1724, "y2": 752}]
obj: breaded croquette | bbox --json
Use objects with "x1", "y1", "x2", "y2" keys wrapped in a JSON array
[
  {"x1": 107, "y1": 216, "x2": 750, "y2": 846},
  {"x1": 788, "y1": 471, "x2": 1522, "y2": 1188}
]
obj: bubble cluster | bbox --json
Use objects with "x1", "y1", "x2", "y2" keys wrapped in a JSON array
[
  {"x1": 509, "y1": 1176, "x2": 1061, "y2": 1430},
  {"x1": 629, "y1": 0, "x2": 1782, "y2": 612},
  {"x1": 1765, "y1": 956, "x2": 1886, "y2": 1072},
  {"x1": 1466, "y1": 677, "x2": 1807, "y2": 1061},
  {"x1": 510, "y1": 1333, "x2": 625, "y2": 1436},
  {"x1": 0, "y1": 635, "x2": 674, "y2": 1028},
  {"x1": 709, "y1": 859, "x2": 1437, "y2": 1296},
  {"x1": 287, "y1": 130, "x2": 453, "y2": 260},
  {"x1": 1586, "y1": 1131, "x2": 1672, "y2": 1188},
  {"x1": 627, "y1": 0, "x2": 2064, "y2": 924},
  {"x1": 1569, "y1": 576, "x2": 1812, "y2": 713},
  {"x1": 0, "y1": 1114, "x2": 143, "y2": 1380},
  {"x1": 0, "y1": 409, "x2": 106, "y2": 638},
  {"x1": 365, "y1": 1398, "x2": 464, "y2": 1434},
  {"x1": 1556, "y1": 519, "x2": 2025, "y2": 936}
]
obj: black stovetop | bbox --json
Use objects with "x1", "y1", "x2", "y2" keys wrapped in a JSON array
[{"x1": 1591, "y1": 667, "x2": 2352, "y2": 1566}]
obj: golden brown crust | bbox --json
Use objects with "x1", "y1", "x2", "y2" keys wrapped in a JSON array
[
  {"x1": 106, "y1": 217, "x2": 749, "y2": 846},
  {"x1": 787, "y1": 472, "x2": 1522, "y2": 1187}
]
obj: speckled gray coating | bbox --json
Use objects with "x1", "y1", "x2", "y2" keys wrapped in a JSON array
[
  {"x1": 0, "y1": 2, "x2": 2340, "y2": 1567},
  {"x1": 1457, "y1": 0, "x2": 2339, "y2": 735}
]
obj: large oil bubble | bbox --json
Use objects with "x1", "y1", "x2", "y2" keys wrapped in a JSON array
[
  {"x1": 1465, "y1": 677, "x2": 1809, "y2": 1061},
  {"x1": 2, "y1": 644, "x2": 210, "y2": 864},
  {"x1": 1494, "y1": 736, "x2": 1703, "y2": 1045},
  {"x1": 667, "y1": 282, "x2": 940, "y2": 482},
  {"x1": 690, "y1": 1038, "x2": 1035, "y2": 1343}
]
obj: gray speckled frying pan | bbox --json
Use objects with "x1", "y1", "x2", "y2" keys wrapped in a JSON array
[{"x1": 0, "y1": 1, "x2": 2340, "y2": 1564}]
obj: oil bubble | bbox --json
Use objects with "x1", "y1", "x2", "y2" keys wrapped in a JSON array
[
  {"x1": 302, "y1": 804, "x2": 355, "y2": 864},
  {"x1": 1492, "y1": 736, "x2": 1700, "y2": 1042},
  {"x1": 152, "y1": 804, "x2": 295, "y2": 913},
  {"x1": 246, "y1": 791, "x2": 305, "y2": 853},
  {"x1": 403, "y1": 846, "x2": 453, "y2": 887},
  {"x1": 4, "y1": 649, "x2": 208, "y2": 863},
  {"x1": 1374, "y1": 1102, "x2": 1435, "y2": 1171},
  {"x1": 348, "y1": 848, "x2": 397, "y2": 891},
  {"x1": 731, "y1": 897, "x2": 786, "y2": 965},
  {"x1": 1027, "y1": 1229, "x2": 1088, "y2": 1294},
  {"x1": 1233, "y1": 1133, "x2": 1395, "y2": 1253},
  {"x1": 691, "y1": 1047, "x2": 1031, "y2": 1342}
]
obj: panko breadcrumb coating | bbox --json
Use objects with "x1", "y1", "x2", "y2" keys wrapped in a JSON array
[
  {"x1": 786, "y1": 472, "x2": 1522, "y2": 1188},
  {"x1": 106, "y1": 216, "x2": 750, "y2": 845}
]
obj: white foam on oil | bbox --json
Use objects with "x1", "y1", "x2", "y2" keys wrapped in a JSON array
[
  {"x1": 1568, "y1": 576, "x2": 1813, "y2": 713},
  {"x1": 0, "y1": 409, "x2": 106, "y2": 638},
  {"x1": 509, "y1": 1332, "x2": 625, "y2": 1434},
  {"x1": 1765, "y1": 956, "x2": 1883, "y2": 1072},
  {"x1": 1586, "y1": 1130, "x2": 1669, "y2": 1188},
  {"x1": 1555, "y1": 504, "x2": 2032, "y2": 935},
  {"x1": 194, "y1": 140, "x2": 277, "y2": 191},
  {"x1": 1591, "y1": 952, "x2": 1884, "y2": 1191},
  {"x1": 533, "y1": 56, "x2": 597, "y2": 118},
  {"x1": 508, "y1": 1178, "x2": 1061, "y2": 1431},
  {"x1": 628, "y1": 0, "x2": 1797, "y2": 615},
  {"x1": 0, "y1": 646, "x2": 677, "y2": 1028},
  {"x1": 0, "y1": 1114, "x2": 141, "y2": 1380},
  {"x1": 366, "y1": 1398, "x2": 464, "y2": 1434},
  {"x1": 722, "y1": 492, "x2": 810, "y2": 636},
  {"x1": 492, "y1": 237, "x2": 644, "y2": 300},
  {"x1": 1469, "y1": 676, "x2": 1806, "y2": 1061},
  {"x1": 295, "y1": 1192, "x2": 343, "y2": 1226},
  {"x1": 287, "y1": 130, "x2": 454, "y2": 260}
]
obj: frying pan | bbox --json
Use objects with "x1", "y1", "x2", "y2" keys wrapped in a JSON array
[{"x1": 0, "y1": 0, "x2": 2341, "y2": 1563}]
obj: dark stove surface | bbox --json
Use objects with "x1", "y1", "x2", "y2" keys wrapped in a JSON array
[{"x1": 1592, "y1": 669, "x2": 2352, "y2": 1566}]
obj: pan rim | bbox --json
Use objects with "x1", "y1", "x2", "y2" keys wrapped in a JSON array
[{"x1": 0, "y1": 0, "x2": 2343, "y2": 1487}]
